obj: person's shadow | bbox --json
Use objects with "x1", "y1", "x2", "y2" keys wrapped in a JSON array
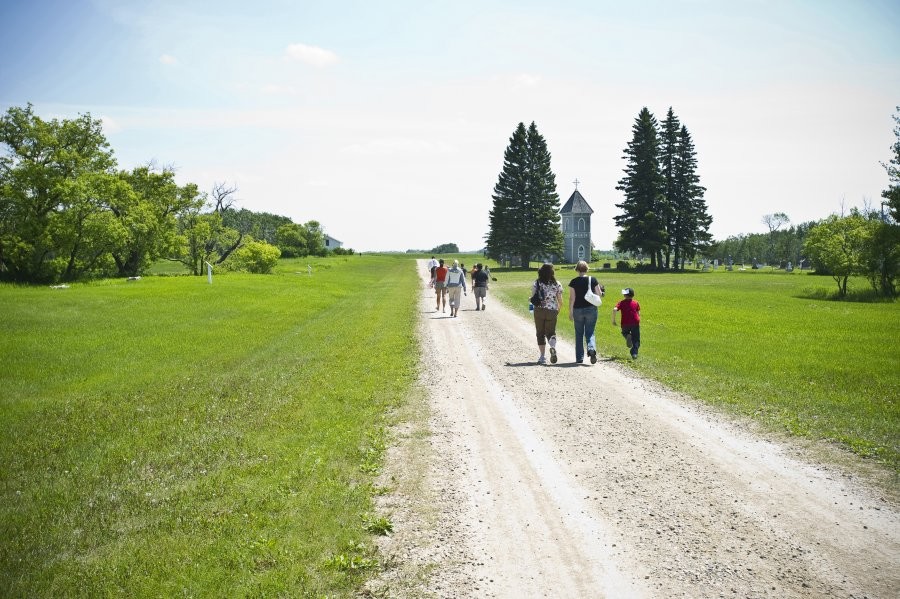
[{"x1": 504, "y1": 361, "x2": 584, "y2": 368}]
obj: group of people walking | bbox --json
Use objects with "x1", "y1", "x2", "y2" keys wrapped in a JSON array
[
  {"x1": 530, "y1": 260, "x2": 641, "y2": 365},
  {"x1": 426, "y1": 256, "x2": 641, "y2": 364},
  {"x1": 427, "y1": 257, "x2": 491, "y2": 317}
]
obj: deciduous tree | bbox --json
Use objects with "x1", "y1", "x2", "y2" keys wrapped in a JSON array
[
  {"x1": 804, "y1": 211, "x2": 870, "y2": 296},
  {"x1": 0, "y1": 104, "x2": 117, "y2": 281}
]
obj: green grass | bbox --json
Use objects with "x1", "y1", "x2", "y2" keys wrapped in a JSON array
[
  {"x1": 0, "y1": 255, "x2": 420, "y2": 598},
  {"x1": 489, "y1": 264, "x2": 900, "y2": 471}
]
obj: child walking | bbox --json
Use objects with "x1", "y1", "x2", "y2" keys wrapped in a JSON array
[{"x1": 612, "y1": 287, "x2": 640, "y2": 359}]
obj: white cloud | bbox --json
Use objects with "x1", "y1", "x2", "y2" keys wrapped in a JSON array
[
  {"x1": 98, "y1": 114, "x2": 122, "y2": 134},
  {"x1": 513, "y1": 73, "x2": 541, "y2": 88},
  {"x1": 159, "y1": 54, "x2": 178, "y2": 65},
  {"x1": 284, "y1": 43, "x2": 339, "y2": 67}
]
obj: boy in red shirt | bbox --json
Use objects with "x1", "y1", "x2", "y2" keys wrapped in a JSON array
[{"x1": 612, "y1": 287, "x2": 640, "y2": 359}]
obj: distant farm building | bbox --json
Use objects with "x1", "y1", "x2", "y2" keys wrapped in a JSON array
[{"x1": 324, "y1": 234, "x2": 343, "y2": 250}]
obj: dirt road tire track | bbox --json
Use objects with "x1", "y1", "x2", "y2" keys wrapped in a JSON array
[{"x1": 366, "y1": 261, "x2": 899, "y2": 598}]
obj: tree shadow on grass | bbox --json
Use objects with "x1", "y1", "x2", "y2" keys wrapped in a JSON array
[{"x1": 795, "y1": 287, "x2": 898, "y2": 303}]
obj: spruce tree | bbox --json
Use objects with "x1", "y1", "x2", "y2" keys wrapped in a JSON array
[
  {"x1": 671, "y1": 124, "x2": 711, "y2": 268},
  {"x1": 659, "y1": 107, "x2": 680, "y2": 268},
  {"x1": 486, "y1": 123, "x2": 528, "y2": 263},
  {"x1": 486, "y1": 121, "x2": 562, "y2": 267},
  {"x1": 614, "y1": 107, "x2": 666, "y2": 268}
]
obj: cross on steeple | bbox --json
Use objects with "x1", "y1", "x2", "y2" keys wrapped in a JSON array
[{"x1": 573, "y1": 178, "x2": 580, "y2": 190}]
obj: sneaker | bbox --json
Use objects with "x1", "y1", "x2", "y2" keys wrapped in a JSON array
[
  {"x1": 631, "y1": 352, "x2": 638, "y2": 360},
  {"x1": 549, "y1": 347, "x2": 557, "y2": 364},
  {"x1": 588, "y1": 348, "x2": 597, "y2": 364},
  {"x1": 625, "y1": 333, "x2": 633, "y2": 348},
  {"x1": 482, "y1": 304, "x2": 486, "y2": 310},
  {"x1": 537, "y1": 355, "x2": 546, "y2": 365}
]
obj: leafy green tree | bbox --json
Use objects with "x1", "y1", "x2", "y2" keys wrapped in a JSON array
[
  {"x1": 486, "y1": 121, "x2": 563, "y2": 267},
  {"x1": 615, "y1": 108, "x2": 666, "y2": 268},
  {"x1": 430, "y1": 242, "x2": 459, "y2": 254},
  {"x1": 52, "y1": 172, "x2": 132, "y2": 281},
  {"x1": 223, "y1": 208, "x2": 292, "y2": 245},
  {"x1": 168, "y1": 185, "x2": 242, "y2": 276},
  {"x1": 113, "y1": 165, "x2": 201, "y2": 277},
  {"x1": 804, "y1": 211, "x2": 871, "y2": 296},
  {"x1": 304, "y1": 220, "x2": 327, "y2": 257},
  {"x1": 275, "y1": 223, "x2": 307, "y2": 257},
  {"x1": 0, "y1": 104, "x2": 117, "y2": 281}
]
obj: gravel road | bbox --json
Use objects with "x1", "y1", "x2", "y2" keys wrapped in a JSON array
[{"x1": 365, "y1": 262, "x2": 899, "y2": 598}]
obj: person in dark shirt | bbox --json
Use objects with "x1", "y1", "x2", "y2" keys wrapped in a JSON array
[{"x1": 472, "y1": 263, "x2": 490, "y2": 310}]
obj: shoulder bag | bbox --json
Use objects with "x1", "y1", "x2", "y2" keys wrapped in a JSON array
[{"x1": 584, "y1": 276, "x2": 603, "y2": 306}]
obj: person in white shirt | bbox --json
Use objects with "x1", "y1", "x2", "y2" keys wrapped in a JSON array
[
  {"x1": 426, "y1": 256, "x2": 439, "y2": 286},
  {"x1": 445, "y1": 260, "x2": 468, "y2": 317}
]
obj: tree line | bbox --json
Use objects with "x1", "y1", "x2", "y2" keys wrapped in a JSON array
[
  {"x1": 0, "y1": 104, "x2": 346, "y2": 283},
  {"x1": 711, "y1": 108, "x2": 899, "y2": 298},
  {"x1": 483, "y1": 106, "x2": 898, "y2": 298}
]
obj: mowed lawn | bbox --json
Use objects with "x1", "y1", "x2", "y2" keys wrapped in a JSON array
[
  {"x1": 0, "y1": 255, "x2": 420, "y2": 597},
  {"x1": 489, "y1": 265, "x2": 900, "y2": 471}
]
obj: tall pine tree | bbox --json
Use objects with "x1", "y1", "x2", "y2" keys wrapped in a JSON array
[
  {"x1": 615, "y1": 107, "x2": 666, "y2": 268},
  {"x1": 670, "y1": 124, "x2": 711, "y2": 268},
  {"x1": 659, "y1": 107, "x2": 681, "y2": 268},
  {"x1": 486, "y1": 121, "x2": 562, "y2": 266}
]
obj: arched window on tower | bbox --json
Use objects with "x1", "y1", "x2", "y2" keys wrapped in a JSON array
[
  {"x1": 578, "y1": 218, "x2": 586, "y2": 232},
  {"x1": 578, "y1": 245, "x2": 586, "y2": 260}
]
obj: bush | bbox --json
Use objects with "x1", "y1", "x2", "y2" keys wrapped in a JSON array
[
  {"x1": 616, "y1": 260, "x2": 631, "y2": 271},
  {"x1": 230, "y1": 241, "x2": 281, "y2": 274}
]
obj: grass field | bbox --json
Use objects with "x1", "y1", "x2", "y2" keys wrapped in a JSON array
[
  {"x1": 3, "y1": 254, "x2": 898, "y2": 596},
  {"x1": 487, "y1": 263, "x2": 900, "y2": 471},
  {"x1": 0, "y1": 255, "x2": 419, "y2": 597}
]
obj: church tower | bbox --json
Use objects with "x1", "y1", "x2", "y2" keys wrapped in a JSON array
[{"x1": 559, "y1": 184, "x2": 594, "y2": 263}]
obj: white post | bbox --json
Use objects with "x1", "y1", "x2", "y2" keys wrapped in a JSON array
[
  {"x1": 307, "y1": 264, "x2": 312, "y2": 276},
  {"x1": 206, "y1": 261, "x2": 213, "y2": 284}
]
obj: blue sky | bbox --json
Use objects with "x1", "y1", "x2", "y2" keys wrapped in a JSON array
[{"x1": 2, "y1": 0, "x2": 898, "y2": 251}]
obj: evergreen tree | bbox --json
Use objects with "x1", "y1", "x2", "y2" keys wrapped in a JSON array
[
  {"x1": 486, "y1": 122, "x2": 562, "y2": 266},
  {"x1": 659, "y1": 107, "x2": 680, "y2": 268},
  {"x1": 486, "y1": 123, "x2": 528, "y2": 263},
  {"x1": 520, "y1": 122, "x2": 563, "y2": 265},
  {"x1": 614, "y1": 108, "x2": 666, "y2": 268},
  {"x1": 670, "y1": 125, "x2": 711, "y2": 268},
  {"x1": 882, "y1": 106, "x2": 900, "y2": 221}
]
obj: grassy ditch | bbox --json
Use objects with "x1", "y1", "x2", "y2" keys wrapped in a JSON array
[
  {"x1": 0, "y1": 254, "x2": 419, "y2": 597},
  {"x1": 488, "y1": 265, "x2": 900, "y2": 472}
]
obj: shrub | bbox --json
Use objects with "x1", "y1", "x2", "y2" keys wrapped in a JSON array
[
  {"x1": 231, "y1": 241, "x2": 281, "y2": 273},
  {"x1": 616, "y1": 260, "x2": 631, "y2": 271}
]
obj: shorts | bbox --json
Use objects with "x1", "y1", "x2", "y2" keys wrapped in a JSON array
[{"x1": 474, "y1": 287, "x2": 487, "y2": 299}]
